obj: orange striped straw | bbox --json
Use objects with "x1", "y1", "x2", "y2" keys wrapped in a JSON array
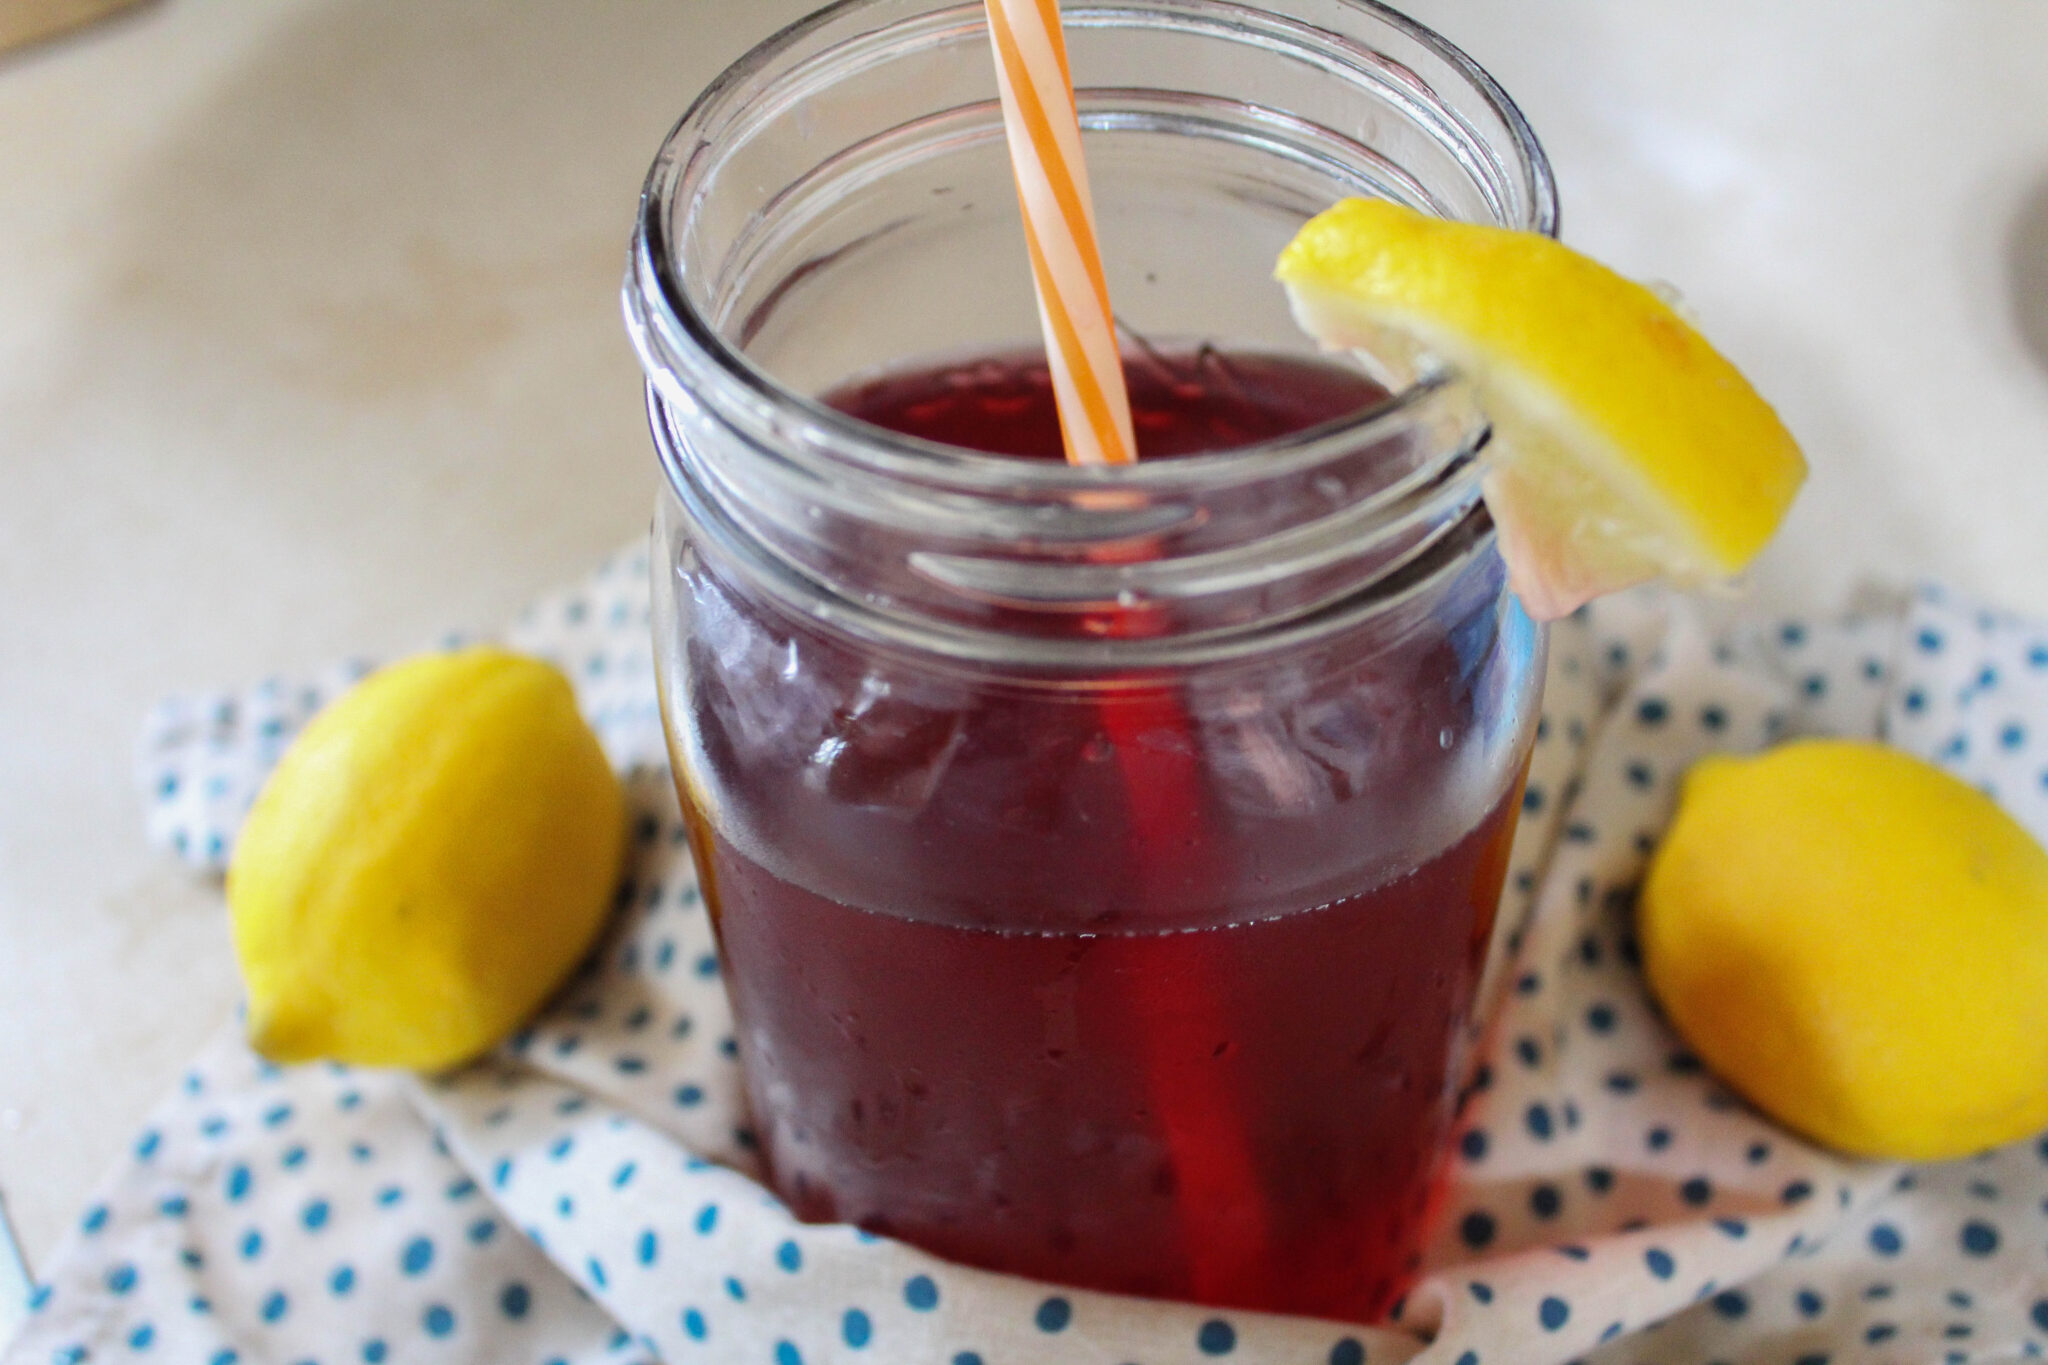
[
  {"x1": 983, "y1": 0, "x2": 1278, "y2": 1302},
  {"x1": 982, "y1": 0, "x2": 1137, "y2": 467}
]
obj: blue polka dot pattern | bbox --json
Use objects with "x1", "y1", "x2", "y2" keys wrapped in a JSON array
[
  {"x1": 399, "y1": 1236, "x2": 433, "y2": 1276},
  {"x1": 3, "y1": 557, "x2": 2024, "y2": 1365},
  {"x1": 1197, "y1": 1317, "x2": 1237, "y2": 1354}
]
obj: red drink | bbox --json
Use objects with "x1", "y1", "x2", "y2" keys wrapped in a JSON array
[
  {"x1": 820, "y1": 345, "x2": 1399, "y2": 459},
  {"x1": 674, "y1": 348, "x2": 1526, "y2": 1321}
]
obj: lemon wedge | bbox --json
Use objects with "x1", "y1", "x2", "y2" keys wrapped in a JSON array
[{"x1": 1276, "y1": 198, "x2": 1807, "y2": 619}]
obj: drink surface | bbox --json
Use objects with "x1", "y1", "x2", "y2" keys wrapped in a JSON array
[
  {"x1": 821, "y1": 344, "x2": 1389, "y2": 459},
  {"x1": 676, "y1": 346, "x2": 1522, "y2": 1321}
]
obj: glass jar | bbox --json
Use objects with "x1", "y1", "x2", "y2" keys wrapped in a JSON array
[{"x1": 624, "y1": 0, "x2": 1553, "y2": 1323}]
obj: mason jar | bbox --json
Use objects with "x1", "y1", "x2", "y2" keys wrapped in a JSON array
[{"x1": 624, "y1": 0, "x2": 1553, "y2": 1322}]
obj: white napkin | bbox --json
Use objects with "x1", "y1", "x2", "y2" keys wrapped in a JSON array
[{"x1": 10, "y1": 543, "x2": 2048, "y2": 1365}]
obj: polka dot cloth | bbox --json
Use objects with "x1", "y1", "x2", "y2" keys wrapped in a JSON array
[{"x1": 12, "y1": 553, "x2": 2048, "y2": 1365}]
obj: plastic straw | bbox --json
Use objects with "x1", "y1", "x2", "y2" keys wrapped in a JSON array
[
  {"x1": 983, "y1": 0, "x2": 1273, "y2": 1301},
  {"x1": 982, "y1": 0, "x2": 1137, "y2": 467}
]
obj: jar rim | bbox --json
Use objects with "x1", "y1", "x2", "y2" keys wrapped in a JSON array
[{"x1": 623, "y1": 0, "x2": 1557, "y2": 498}]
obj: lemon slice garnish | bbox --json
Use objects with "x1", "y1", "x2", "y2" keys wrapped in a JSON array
[{"x1": 1276, "y1": 198, "x2": 1807, "y2": 619}]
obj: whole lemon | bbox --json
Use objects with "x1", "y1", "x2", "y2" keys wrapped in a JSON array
[
  {"x1": 228, "y1": 647, "x2": 624, "y2": 1071},
  {"x1": 1642, "y1": 738, "x2": 2048, "y2": 1160}
]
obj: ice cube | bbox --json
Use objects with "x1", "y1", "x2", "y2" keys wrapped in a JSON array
[
  {"x1": 806, "y1": 674, "x2": 967, "y2": 816},
  {"x1": 1200, "y1": 688, "x2": 1329, "y2": 817},
  {"x1": 686, "y1": 583, "x2": 837, "y2": 761}
]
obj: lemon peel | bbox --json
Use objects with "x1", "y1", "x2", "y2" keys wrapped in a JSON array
[
  {"x1": 227, "y1": 647, "x2": 625, "y2": 1072},
  {"x1": 1276, "y1": 197, "x2": 1806, "y2": 619}
]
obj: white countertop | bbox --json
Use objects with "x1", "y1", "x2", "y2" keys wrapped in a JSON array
[{"x1": 3, "y1": 0, "x2": 2045, "y2": 1280}]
